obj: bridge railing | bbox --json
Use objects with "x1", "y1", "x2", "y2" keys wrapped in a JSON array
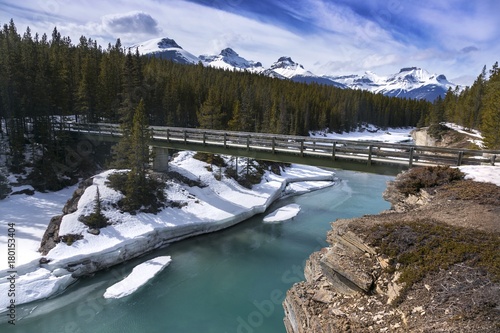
[{"x1": 61, "y1": 123, "x2": 498, "y2": 168}]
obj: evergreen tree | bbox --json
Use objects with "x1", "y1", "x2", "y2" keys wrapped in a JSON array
[
  {"x1": 481, "y1": 63, "x2": 500, "y2": 149},
  {"x1": 81, "y1": 186, "x2": 108, "y2": 229},
  {"x1": 128, "y1": 98, "x2": 151, "y2": 179},
  {"x1": 119, "y1": 99, "x2": 165, "y2": 212},
  {"x1": 197, "y1": 88, "x2": 225, "y2": 129}
]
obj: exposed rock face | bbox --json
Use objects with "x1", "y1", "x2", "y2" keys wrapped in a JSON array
[
  {"x1": 39, "y1": 177, "x2": 94, "y2": 255},
  {"x1": 411, "y1": 125, "x2": 477, "y2": 149},
  {"x1": 283, "y1": 174, "x2": 500, "y2": 332}
]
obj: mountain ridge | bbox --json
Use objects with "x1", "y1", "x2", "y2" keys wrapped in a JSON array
[{"x1": 129, "y1": 36, "x2": 457, "y2": 101}]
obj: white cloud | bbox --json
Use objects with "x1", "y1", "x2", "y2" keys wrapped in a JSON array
[
  {"x1": 102, "y1": 11, "x2": 161, "y2": 35},
  {"x1": 1, "y1": 0, "x2": 499, "y2": 85}
]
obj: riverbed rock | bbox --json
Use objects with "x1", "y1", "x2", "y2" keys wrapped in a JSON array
[{"x1": 283, "y1": 175, "x2": 500, "y2": 333}]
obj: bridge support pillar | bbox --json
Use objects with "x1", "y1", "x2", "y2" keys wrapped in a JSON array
[{"x1": 151, "y1": 146, "x2": 169, "y2": 172}]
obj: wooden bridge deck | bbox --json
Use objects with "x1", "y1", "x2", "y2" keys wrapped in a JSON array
[{"x1": 63, "y1": 123, "x2": 498, "y2": 174}]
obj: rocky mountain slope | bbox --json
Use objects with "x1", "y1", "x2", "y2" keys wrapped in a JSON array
[
  {"x1": 327, "y1": 67, "x2": 456, "y2": 101},
  {"x1": 129, "y1": 37, "x2": 199, "y2": 64},
  {"x1": 130, "y1": 36, "x2": 457, "y2": 101},
  {"x1": 283, "y1": 167, "x2": 500, "y2": 332},
  {"x1": 199, "y1": 47, "x2": 264, "y2": 73}
]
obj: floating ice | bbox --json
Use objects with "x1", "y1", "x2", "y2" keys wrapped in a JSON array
[
  {"x1": 103, "y1": 256, "x2": 172, "y2": 299},
  {"x1": 263, "y1": 204, "x2": 301, "y2": 223}
]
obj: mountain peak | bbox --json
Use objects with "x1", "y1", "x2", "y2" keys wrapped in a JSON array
[
  {"x1": 157, "y1": 37, "x2": 182, "y2": 50},
  {"x1": 130, "y1": 37, "x2": 198, "y2": 65},
  {"x1": 436, "y1": 74, "x2": 448, "y2": 82},
  {"x1": 399, "y1": 66, "x2": 420, "y2": 73},
  {"x1": 220, "y1": 48, "x2": 238, "y2": 57},
  {"x1": 278, "y1": 56, "x2": 294, "y2": 63},
  {"x1": 271, "y1": 56, "x2": 304, "y2": 70},
  {"x1": 199, "y1": 48, "x2": 263, "y2": 72}
]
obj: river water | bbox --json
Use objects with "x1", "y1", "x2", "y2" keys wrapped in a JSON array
[{"x1": 5, "y1": 170, "x2": 393, "y2": 333}]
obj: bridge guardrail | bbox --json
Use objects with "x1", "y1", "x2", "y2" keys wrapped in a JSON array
[{"x1": 59, "y1": 123, "x2": 498, "y2": 168}]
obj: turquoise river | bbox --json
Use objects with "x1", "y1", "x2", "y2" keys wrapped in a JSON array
[{"x1": 3, "y1": 170, "x2": 393, "y2": 333}]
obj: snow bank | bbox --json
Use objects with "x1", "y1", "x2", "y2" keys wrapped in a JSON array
[
  {"x1": 263, "y1": 204, "x2": 301, "y2": 223},
  {"x1": 0, "y1": 186, "x2": 77, "y2": 273},
  {"x1": 0, "y1": 268, "x2": 75, "y2": 312},
  {"x1": 459, "y1": 165, "x2": 500, "y2": 186},
  {"x1": 0, "y1": 151, "x2": 336, "y2": 313},
  {"x1": 443, "y1": 122, "x2": 484, "y2": 147},
  {"x1": 310, "y1": 125, "x2": 413, "y2": 143},
  {"x1": 103, "y1": 256, "x2": 172, "y2": 299}
]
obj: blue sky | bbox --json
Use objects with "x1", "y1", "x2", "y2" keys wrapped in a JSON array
[{"x1": 1, "y1": 0, "x2": 499, "y2": 85}]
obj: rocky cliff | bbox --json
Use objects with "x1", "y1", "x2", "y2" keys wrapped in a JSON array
[
  {"x1": 283, "y1": 167, "x2": 500, "y2": 332},
  {"x1": 411, "y1": 124, "x2": 480, "y2": 149}
]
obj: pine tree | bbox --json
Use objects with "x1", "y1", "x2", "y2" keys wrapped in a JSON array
[
  {"x1": 197, "y1": 88, "x2": 225, "y2": 129},
  {"x1": 82, "y1": 186, "x2": 108, "y2": 229},
  {"x1": 481, "y1": 63, "x2": 500, "y2": 149},
  {"x1": 120, "y1": 99, "x2": 165, "y2": 212},
  {"x1": 128, "y1": 98, "x2": 152, "y2": 179}
]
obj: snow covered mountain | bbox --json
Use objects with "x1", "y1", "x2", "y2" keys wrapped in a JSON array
[
  {"x1": 199, "y1": 48, "x2": 264, "y2": 73},
  {"x1": 326, "y1": 67, "x2": 456, "y2": 101},
  {"x1": 131, "y1": 36, "x2": 456, "y2": 100},
  {"x1": 267, "y1": 57, "x2": 346, "y2": 88},
  {"x1": 129, "y1": 37, "x2": 199, "y2": 65}
]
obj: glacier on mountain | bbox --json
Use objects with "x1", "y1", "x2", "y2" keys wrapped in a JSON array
[
  {"x1": 129, "y1": 37, "x2": 199, "y2": 65},
  {"x1": 130, "y1": 36, "x2": 457, "y2": 101},
  {"x1": 327, "y1": 67, "x2": 456, "y2": 101},
  {"x1": 199, "y1": 48, "x2": 264, "y2": 72}
]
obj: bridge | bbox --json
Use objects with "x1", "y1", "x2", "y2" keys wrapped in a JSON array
[{"x1": 63, "y1": 123, "x2": 498, "y2": 174}]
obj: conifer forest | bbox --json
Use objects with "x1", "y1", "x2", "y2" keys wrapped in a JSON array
[{"x1": 1, "y1": 20, "x2": 499, "y2": 188}]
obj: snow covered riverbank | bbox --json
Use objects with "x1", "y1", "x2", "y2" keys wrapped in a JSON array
[{"x1": 0, "y1": 151, "x2": 336, "y2": 313}]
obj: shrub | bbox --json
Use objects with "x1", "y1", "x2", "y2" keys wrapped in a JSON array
[
  {"x1": 193, "y1": 152, "x2": 226, "y2": 167},
  {"x1": 0, "y1": 170, "x2": 11, "y2": 199},
  {"x1": 368, "y1": 219, "x2": 500, "y2": 303},
  {"x1": 79, "y1": 186, "x2": 109, "y2": 229},
  {"x1": 395, "y1": 166, "x2": 465, "y2": 196},
  {"x1": 60, "y1": 233, "x2": 83, "y2": 246},
  {"x1": 438, "y1": 179, "x2": 500, "y2": 205},
  {"x1": 106, "y1": 171, "x2": 166, "y2": 214},
  {"x1": 427, "y1": 123, "x2": 450, "y2": 139}
]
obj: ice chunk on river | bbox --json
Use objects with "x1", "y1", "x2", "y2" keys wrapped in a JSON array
[
  {"x1": 103, "y1": 256, "x2": 172, "y2": 299},
  {"x1": 263, "y1": 204, "x2": 301, "y2": 223}
]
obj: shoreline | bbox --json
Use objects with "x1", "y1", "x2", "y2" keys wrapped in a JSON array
[
  {"x1": 283, "y1": 167, "x2": 500, "y2": 332},
  {"x1": 0, "y1": 153, "x2": 336, "y2": 315}
]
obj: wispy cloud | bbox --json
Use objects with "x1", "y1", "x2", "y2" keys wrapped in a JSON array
[{"x1": 0, "y1": 0, "x2": 498, "y2": 85}]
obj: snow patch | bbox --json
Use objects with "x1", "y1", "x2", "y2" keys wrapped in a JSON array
[
  {"x1": 459, "y1": 165, "x2": 500, "y2": 187},
  {"x1": 310, "y1": 125, "x2": 413, "y2": 143},
  {"x1": 0, "y1": 268, "x2": 75, "y2": 311},
  {"x1": 103, "y1": 256, "x2": 172, "y2": 299}
]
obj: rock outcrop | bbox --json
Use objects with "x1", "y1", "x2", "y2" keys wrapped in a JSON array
[
  {"x1": 411, "y1": 125, "x2": 478, "y2": 149},
  {"x1": 283, "y1": 170, "x2": 500, "y2": 332},
  {"x1": 39, "y1": 177, "x2": 94, "y2": 255}
]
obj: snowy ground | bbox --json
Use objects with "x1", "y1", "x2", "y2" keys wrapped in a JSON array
[
  {"x1": 0, "y1": 151, "x2": 335, "y2": 312},
  {"x1": 459, "y1": 165, "x2": 500, "y2": 186},
  {"x1": 443, "y1": 122, "x2": 484, "y2": 148},
  {"x1": 310, "y1": 125, "x2": 414, "y2": 143},
  {"x1": 1, "y1": 124, "x2": 499, "y2": 313}
]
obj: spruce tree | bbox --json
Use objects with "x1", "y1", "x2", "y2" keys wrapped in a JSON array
[
  {"x1": 481, "y1": 64, "x2": 500, "y2": 149},
  {"x1": 197, "y1": 88, "x2": 225, "y2": 129},
  {"x1": 128, "y1": 98, "x2": 151, "y2": 179},
  {"x1": 120, "y1": 98, "x2": 165, "y2": 212},
  {"x1": 82, "y1": 186, "x2": 108, "y2": 229}
]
